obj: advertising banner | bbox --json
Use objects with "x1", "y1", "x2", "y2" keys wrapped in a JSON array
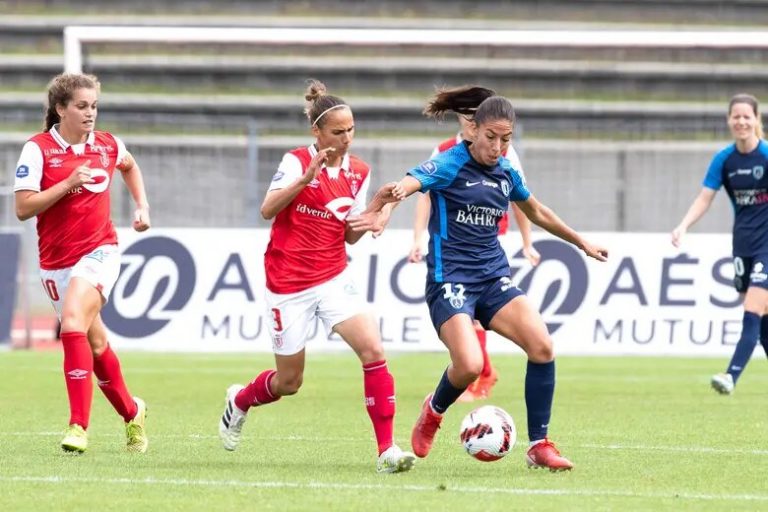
[{"x1": 104, "y1": 229, "x2": 748, "y2": 356}]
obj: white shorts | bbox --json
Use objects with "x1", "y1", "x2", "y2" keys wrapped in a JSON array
[
  {"x1": 265, "y1": 267, "x2": 371, "y2": 355},
  {"x1": 39, "y1": 244, "x2": 121, "y2": 318}
]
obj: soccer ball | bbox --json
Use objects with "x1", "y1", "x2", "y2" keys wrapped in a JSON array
[{"x1": 459, "y1": 405, "x2": 516, "y2": 462}]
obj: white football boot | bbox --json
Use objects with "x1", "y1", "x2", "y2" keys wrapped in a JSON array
[
  {"x1": 711, "y1": 373, "x2": 734, "y2": 395},
  {"x1": 376, "y1": 444, "x2": 416, "y2": 474},
  {"x1": 219, "y1": 384, "x2": 247, "y2": 450}
]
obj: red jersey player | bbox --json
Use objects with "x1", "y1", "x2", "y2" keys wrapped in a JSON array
[
  {"x1": 14, "y1": 73, "x2": 150, "y2": 454},
  {"x1": 218, "y1": 79, "x2": 415, "y2": 474},
  {"x1": 408, "y1": 86, "x2": 541, "y2": 402}
]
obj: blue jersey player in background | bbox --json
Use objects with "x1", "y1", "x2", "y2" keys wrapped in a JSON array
[
  {"x1": 355, "y1": 94, "x2": 608, "y2": 471},
  {"x1": 672, "y1": 93, "x2": 768, "y2": 395}
]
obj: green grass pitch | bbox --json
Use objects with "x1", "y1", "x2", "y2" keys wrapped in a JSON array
[{"x1": 1, "y1": 351, "x2": 767, "y2": 511}]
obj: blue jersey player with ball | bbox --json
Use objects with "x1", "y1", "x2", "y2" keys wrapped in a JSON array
[{"x1": 353, "y1": 93, "x2": 608, "y2": 471}]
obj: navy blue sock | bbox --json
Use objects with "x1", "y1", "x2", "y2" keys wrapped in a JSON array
[
  {"x1": 430, "y1": 368, "x2": 465, "y2": 414},
  {"x1": 760, "y1": 315, "x2": 768, "y2": 360},
  {"x1": 525, "y1": 360, "x2": 555, "y2": 442},
  {"x1": 727, "y1": 311, "x2": 760, "y2": 383}
]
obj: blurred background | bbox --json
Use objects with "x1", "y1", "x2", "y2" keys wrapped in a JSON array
[{"x1": 1, "y1": 0, "x2": 765, "y2": 345}]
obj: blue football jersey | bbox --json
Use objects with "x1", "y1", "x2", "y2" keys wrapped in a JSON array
[
  {"x1": 407, "y1": 141, "x2": 530, "y2": 283},
  {"x1": 703, "y1": 140, "x2": 768, "y2": 256}
]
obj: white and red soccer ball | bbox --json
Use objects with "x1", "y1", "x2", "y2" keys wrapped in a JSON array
[{"x1": 459, "y1": 405, "x2": 516, "y2": 462}]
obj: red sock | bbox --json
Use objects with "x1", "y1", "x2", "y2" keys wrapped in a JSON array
[
  {"x1": 476, "y1": 326, "x2": 492, "y2": 378},
  {"x1": 60, "y1": 331, "x2": 94, "y2": 429},
  {"x1": 93, "y1": 344, "x2": 138, "y2": 422},
  {"x1": 235, "y1": 369, "x2": 280, "y2": 412},
  {"x1": 363, "y1": 360, "x2": 395, "y2": 455}
]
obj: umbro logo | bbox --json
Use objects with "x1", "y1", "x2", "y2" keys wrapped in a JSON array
[{"x1": 67, "y1": 369, "x2": 89, "y2": 379}]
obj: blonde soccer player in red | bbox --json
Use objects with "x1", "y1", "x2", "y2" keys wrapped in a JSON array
[
  {"x1": 14, "y1": 73, "x2": 150, "y2": 454},
  {"x1": 218, "y1": 79, "x2": 415, "y2": 474},
  {"x1": 408, "y1": 85, "x2": 541, "y2": 402}
]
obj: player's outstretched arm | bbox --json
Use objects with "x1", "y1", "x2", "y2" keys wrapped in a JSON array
[
  {"x1": 516, "y1": 195, "x2": 608, "y2": 262},
  {"x1": 511, "y1": 202, "x2": 540, "y2": 266},
  {"x1": 117, "y1": 152, "x2": 151, "y2": 232},
  {"x1": 671, "y1": 187, "x2": 716, "y2": 248}
]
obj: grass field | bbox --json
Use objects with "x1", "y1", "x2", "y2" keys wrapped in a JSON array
[{"x1": 1, "y1": 350, "x2": 767, "y2": 511}]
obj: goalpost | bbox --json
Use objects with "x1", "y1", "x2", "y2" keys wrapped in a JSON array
[{"x1": 63, "y1": 25, "x2": 768, "y2": 73}]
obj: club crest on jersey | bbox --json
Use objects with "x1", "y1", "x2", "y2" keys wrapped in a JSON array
[
  {"x1": 754, "y1": 165, "x2": 764, "y2": 180},
  {"x1": 15, "y1": 165, "x2": 29, "y2": 178},
  {"x1": 350, "y1": 180, "x2": 359, "y2": 196},
  {"x1": 501, "y1": 180, "x2": 511, "y2": 197},
  {"x1": 98, "y1": 150, "x2": 110, "y2": 168},
  {"x1": 419, "y1": 160, "x2": 437, "y2": 175}
]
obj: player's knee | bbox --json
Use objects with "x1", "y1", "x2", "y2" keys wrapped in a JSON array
[
  {"x1": 276, "y1": 374, "x2": 303, "y2": 396},
  {"x1": 60, "y1": 309, "x2": 85, "y2": 333},
  {"x1": 527, "y1": 339, "x2": 553, "y2": 363},
  {"x1": 356, "y1": 342, "x2": 385, "y2": 364},
  {"x1": 454, "y1": 356, "x2": 483, "y2": 382}
]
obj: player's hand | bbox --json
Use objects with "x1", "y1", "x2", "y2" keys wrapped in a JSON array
[
  {"x1": 522, "y1": 244, "x2": 541, "y2": 267},
  {"x1": 371, "y1": 205, "x2": 392, "y2": 238},
  {"x1": 408, "y1": 243, "x2": 424, "y2": 263},
  {"x1": 66, "y1": 161, "x2": 95, "y2": 188},
  {"x1": 300, "y1": 147, "x2": 335, "y2": 185},
  {"x1": 133, "y1": 205, "x2": 151, "y2": 232},
  {"x1": 671, "y1": 226, "x2": 686, "y2": 248},
  {"x1": 346, "y1": 211, "x2": 383, "y2": 233},
  {"x1": 582, "y1": 242, "x2": 608, "y2": 262},
  {"x1": 372, "y1": 182, "x2": 403, "y2": 205}
]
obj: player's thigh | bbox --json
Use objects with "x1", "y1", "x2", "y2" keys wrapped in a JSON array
[
  {"x1": 487, "y1": 295, "x2": 553, "y2": 363},
  {"x1": 332, "y1": 313, "x2": 384, "y2": 363},
  {"x1": 438, "y1": 313, "x2": 484, "y2": 375},
  {"x1": 60, "y1": 277, "x2": 102, "y2": 332},
  {"x1": 264, "y1": 287, "x2": 317, "y2": 357}
]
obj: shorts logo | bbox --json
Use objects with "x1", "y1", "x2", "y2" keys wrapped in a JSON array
[
  {"x1": 272, "y1": 334, "x2": 284, "y2": 350},
  {"x1": 442, "y1": 283, "x2": 466, "y2": 309},
  {"x1": 102, "y1": 236, "x2": 196, "y2": 338},
  {"x1": 750, "y1": 261, "x2": 768, "y2": 283},
  {"x1": 15, "y1": 165, "x2": 29, "y2": 178},
  {"x1": 499, "y1": 276, "x2": 514, "y2": 292},
  {"x1": 419, "y1": 161, "x2": 437, "y2": 175},
  {"x1": 754, "y1": 165, "x2": 764, "y2": 180}
]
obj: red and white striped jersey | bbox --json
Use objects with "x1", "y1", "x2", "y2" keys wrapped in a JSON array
[
  {"x1": 14, "y1": 126, "x2": 127, "y2": 270},
  {"x1": 431, "y1": 133, "x2": 525, "y2": 235},
  {"x1": 264, "y1": 145, "x2": 371, "y2": 294}
]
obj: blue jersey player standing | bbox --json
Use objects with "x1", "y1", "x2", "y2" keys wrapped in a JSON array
[
  {"x1": 672, "y1": 93, "x2": 768, "y2": 395},
  {"x1": 354, "y1": 94, "x2": 608, "y2": 471}
]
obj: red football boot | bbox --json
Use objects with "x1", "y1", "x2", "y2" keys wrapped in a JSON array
[
  {"x1": 411, "y1": 394, "x2": 443, "y2": 458},
  {"x1": 525, "y1": 438, "x2": 574, "y2": 471}
]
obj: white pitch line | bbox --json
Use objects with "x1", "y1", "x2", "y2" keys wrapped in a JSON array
[
  {"x1": 1, "y1": 475, "x2": 768, "y2": 502},
  {"x1": 2, "y1": 432, "x2": 767, "y2": 456}
]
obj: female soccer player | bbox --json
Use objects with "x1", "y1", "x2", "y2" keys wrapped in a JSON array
[
  {"x1": 14, "y1": 73, "x2": 150, "y2": 454},
  {"x1": 672, "y1": 93, "x2": 768, "y2": 395},
  {"x1": 408, "y1": 85, "x2": 541, "y2": 402},
  {"x1": 218, "y1": 79, "x2": 415, "y2": 474},
  {"x1": 355, "y1": 94, "x2": 608, "y2": 471}
]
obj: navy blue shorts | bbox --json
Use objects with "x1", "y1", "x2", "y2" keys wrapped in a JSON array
[
  {"x1": 425, "y1": 275, "x2": 525, "y2": 333},
  {"x1": 733, "y1": 254, "x2": 768, "y2": 293}
]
